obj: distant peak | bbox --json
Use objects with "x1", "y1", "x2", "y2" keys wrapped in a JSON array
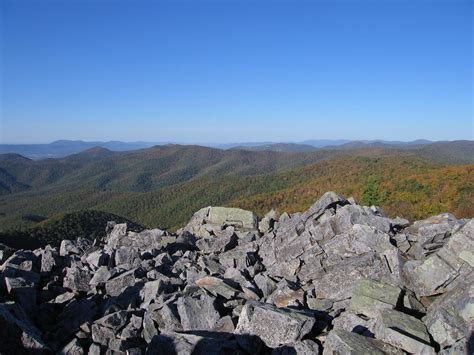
[{"x1": 73, "y1": 146, "x2": 114, "y2": 157}]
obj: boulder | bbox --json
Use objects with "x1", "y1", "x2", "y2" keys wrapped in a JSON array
[
  {"x1": 271, "y1": 339, "x2": 320, "y2": 355},
  {"x1": 403, "y1": 220, "x2": 474, "y2": 297},
  {"x1": 183, "y1": 206, "x2": 258, "y2": 237},
  {"x1": 59, "y1": 337, "x2": 84, "y2": 354},
  {"x1": 195, "y1": 276, "x2": 241, "y2": 299},
  {"x1": 196, "y1": 233, "x2": 238, "y2": 254},
  {"x1": 332, "y1": 312, "x2": 376, "y2": 336},
  {"x1": 176, "y1": 293, "x2": 220, "y2": 331},
  {"x1": 423, "y1": 271, "x2": 474, "y2": 350},
  {"x1": 349, "y1": 279, "x2": 401, "y2": 318},
  {"x1": 0, "y1": 302, "x2": 50, "y2": 353},
  {"x1": 105, "y1": 224, "x2": 165, "y2": 251},
  {"x1": 146, "y1": 331, "x2": 239, "y2": 354},
  {"x1": 59, "y1": 238, "x2": 91, "y2": 256},
  {"x1": 373, "y1": 309, "x2": 435, "y2": 353},
  {"x1": 235, "y1": 300, "x2": 316, "y2": 348},
  {"x1": 105, "y1": 268, "x2": 139, "y2": 297},
  {"x1": 266, "y1": 279, "x2": 304, "y2": 308},
  {"x1": 323, "y1": 329, "x2": 402, "y2": 354},
  {"x1": 63, "y1": 266, "x2": 92, "y2": 293}
]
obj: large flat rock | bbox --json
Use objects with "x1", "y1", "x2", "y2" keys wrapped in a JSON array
[{"x1": 235, "y1": 300, "x2": 316, "y2": 348}]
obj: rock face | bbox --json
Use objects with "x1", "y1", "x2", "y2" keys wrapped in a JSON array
[{"x1": 0, "y1": 191, "x2": 472, "y2": 354}]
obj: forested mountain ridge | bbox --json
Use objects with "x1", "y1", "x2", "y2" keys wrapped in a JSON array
[{"x1": 0, "y1": 141, "x2": 472, "y2": 233}]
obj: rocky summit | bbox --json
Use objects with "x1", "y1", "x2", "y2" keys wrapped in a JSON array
[{"x1": 0, "y1": 192, "x2": 472, "y2": 354}]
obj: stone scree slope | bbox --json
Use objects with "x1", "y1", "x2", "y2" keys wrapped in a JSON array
[{"x1": 0, "y1": 192, "x2": 472, "y2": 354}]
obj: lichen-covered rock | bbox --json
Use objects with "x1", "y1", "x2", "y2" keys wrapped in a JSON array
[
  {"x1": 423, "y1": 271, "x2": 474, "y2": 351},
  {"x1": 176, "y1": 293, "x2": 220, "y2": 331},
  {"x1": 105, "y1": 268, "x2": 139, "y2": 297},
  {"x1": 373, "y1": 309, "x2": 435, "y2": 353},
  {"x1": 403, "y1": 220, "x2": 474, "y2": 297},
  {"x1": 349, "y1": 279, "x2": 401, "y2": 318},
  {"x1": 235, "y1": 300, "x2": 316, "y2": 348},
  {"x1": 323, "y1": 329, "x2": 403, "y2": 354},
  {"x1": 195, "y1": 276, "x2": 241, "y2": 299}
]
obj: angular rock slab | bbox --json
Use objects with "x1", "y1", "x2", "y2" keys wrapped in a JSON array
[
  {"x1": 176, "y1": 294, "x2": 220, "y2": 331},
  {"x1": 184, "y1": 206, "x2": 258, "y2": 237},
  {"x1": 403, "y1": 219, "x2": 474, "y2": 297},
  {"x1": 0, "y1": 302, "x2": 50, "y2": 353},
  {"x1": 373, "y1": 309, "x2": 434, "y2": 354},
  {"x1": 423, "y1": 271, "x2": 474, "y2": 350},
  {"x1": 349, "y1": 279, "x2": 401, "y2": 318},
  {"x1": 235, "y1": 300, "x2": 316, "y2": 348},
  {"x1": 271, "y1": 339, "x2": 320, "y2": 355},
  {"x1": 195, "y1": 276, "x2": 241, "y2": 299},
  {"x1": 323, "y1": 329, "x2": 403, "y2": 354},
  {"x1": 146, "y1": 331, "x2": 239, "y2": 355}
]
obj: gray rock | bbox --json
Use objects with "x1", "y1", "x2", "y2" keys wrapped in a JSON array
[
  {"x1": 115, "y1": 246, "x2": 141, "y2": 268},
  {"x1": 176, "y1": 293, "x2": 220, "y2": 331},
  {"x1": 147, "y1": 302, "x2": 183, "y2": 332},
  {"x1": 95, "y1": 310, "x2": 129, "y2": 330},
  {"x1": 349, "y1": 279, "x2": 401, "y2": 318},
  {"x1": 140, "y1": 278, "x2": 176, "y2": 307},
  {"x1": 60, "y1": 238, "x2": 91, "y2": 256},
  {"x1": 50, "y1": 291, "x2": 76, "y2": 305},
  {"x1": 84, "y1": 249, "x2": 108, "y2": 269},
  {"x1": 332, "y1": 312, "x2": 376, "y2": 337},
  {"x1": 59, "y1": 337, "x2": 84, "y2": 355},
  {"x1": 146, "y1": 331, "x2": 239, "y2": 355},
  {"x1": 105, "y1": 224, "x2": 165, "y2": 251},
  {"x1": 142, "y1": 311, "x2": 159, "y2": 343},
  {"x1": 0, "y1": 243, "x2": 15, "y2": 264},
  {"x1": 403, "y1": 220, "x2": 474, "y2": 297},
  {"x1": 183, "y1": 206, "x2": 258, "y2": 237},
  {"x1": 323, "y1": 329, "x2": 402, "y2": 354},
  {"x1": 89, "y1": 266, "x2": 116, "y2": 286},
  {"x1": 105, "y1": 268, "x2": 138, "y2": 297},
  {"x1": 373, "y1": 309, "x2": 434, "y2": 353},
  {"x1": 307, "y1": 298, "x2": 333, "y2": 312},
  {"x1": 40, "y1": 248, "x2": 57, "y2": 273},
  {"x1": 0, "y1": 302, "x2": 50, "y2": 353},
  {"x1": 266, "y1": 279, "x2": 304, "y2": 308},
  {"x1": 235, "y1": 300, "x2": 316, "y2": 348},
  {"x1": 64, "y1": 266, "x2": 92, "y2": 293},
  {"x1": 254, "y1": 273, "x2": 278, "y2": 298},
  {"x1": 91, "y1": 323, "x2": 115, "y2": 346},
  {"x1": 312, "y1": 253, "x2": 393, "y2": 300},
  {"x1": 54, "y1": 297, "x2": 97, "y2": 343},
  {"x1": 196, "y1": 233, "x2": 238, "y2": 254},
  {"x1": 120, "y1": 314, "x2": 143, "y2": 338},
  {"x1": 194, "y1": 276, "x2": 241, "y2": 299},
  {"x1": 272, "y1": 339, "x2": 320, "y2": 355},
  {"x1": 87, "y1": 343, "x2": 101, "y2": 355},
  {"x1": 423, "y1": 271, "x2": 474, "y2": 350},
  {"x1": 213, "y1": 315, "x2": 235, "y2": 333},
  {"x1": 405, "y1": 213, "x2": 463, "y2": 257}
]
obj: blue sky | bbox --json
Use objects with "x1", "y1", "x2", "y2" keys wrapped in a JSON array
[{"x1": 1, "y1": 0, "x2": 472, "y2": 143}]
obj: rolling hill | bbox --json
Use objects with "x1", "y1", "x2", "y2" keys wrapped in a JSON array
[
  {"x1": 0, "y1": 141, "x2": 472, "y2": 236},
  {"x1": 0, "y1": 210, "x2": 144, "y2": 249}
]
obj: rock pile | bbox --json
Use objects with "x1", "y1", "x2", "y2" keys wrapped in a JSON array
[{"x1": 0, "y1": 192, "x2": 472, "y2": 354}]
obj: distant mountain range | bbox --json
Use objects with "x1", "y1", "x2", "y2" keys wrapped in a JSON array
[
  {"x1": 0, "y1": 140, "x2": 472, "y2": 233},
  {"x1": 0, "y1": 140, "x2": 160, "y2": 159},
  {"x1": 0, "y1": 139, "x2": 437, "y2": 159}
]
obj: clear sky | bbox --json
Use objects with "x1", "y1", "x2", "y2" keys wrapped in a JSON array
[{"x1": 1, "y1": 0, "x2": 472, "y2": 144}]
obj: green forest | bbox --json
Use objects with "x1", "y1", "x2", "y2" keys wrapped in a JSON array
[{"x1": 0, "y1": 142, "x2": 472, "y2": 248}]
